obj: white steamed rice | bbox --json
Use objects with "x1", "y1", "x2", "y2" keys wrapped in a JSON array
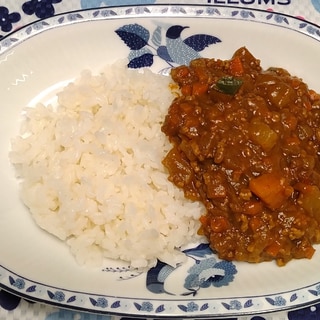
[{"x1": 9, "y1": 62, "x2": 205, "y2": 269}]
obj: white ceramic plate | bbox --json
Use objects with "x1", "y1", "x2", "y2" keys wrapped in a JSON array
[{"x1": 1, "y1": 5, "x2": 320, "y2": 318}]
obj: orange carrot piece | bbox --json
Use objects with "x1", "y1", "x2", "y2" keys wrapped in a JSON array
[
  {"x1": 249, "y1": 216, "x2": 263, "y2": 231},
  {"x1": 302, "y1": 95, "x2": 312, "y2": 111},
  {"x1": 210, "y1": 216, "x2": 229, "y2": 233},
  {"x1": 309, "y1": 89, "x2": 320, "y2": 102},
  {"x1": 181, "y1": 84, "x2": 192, "y2": 96},
  {"x1": 199, "y1": 215, "x2": 208, "y2": 225},
  {"x1": 265, "y1": 241, "x2": 281, "y2": 257},
  {"x1": 243, "y1": 200, "x2": 263, "y2": 215},
  {"x1": 175, "y1": 65, "x2": 190, "y2": 78},
  {"x1": 304, "y1": 246, "x2": 316, "y2": 259},
  {"x1": 229, "y1": 56, "x2": 244, "y2": 76},
  {"x1": 192, "y1": 82, "x2": 208, "y2": 96},
  {"x1": 249, "y1": 173, "x2": 293, "y2": 209}
]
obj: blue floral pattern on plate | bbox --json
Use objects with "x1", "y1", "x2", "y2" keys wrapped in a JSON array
[
  {"x1": 1, "y1": 287, "x2": 320, "y2": 320},
  {"x1": 115, "y1": 23, "x2": 221, "y2": 69},
  {"x1": 0, "y1": 4, "x2": 319, "y2": 55},
  {"x1": 145, "y1": 244, "x2": 236, "y2": 296}
]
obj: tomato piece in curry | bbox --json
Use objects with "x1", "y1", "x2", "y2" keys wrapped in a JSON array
[{"x1": 161, "y1": 47, "x2": 320, "y2": 266}]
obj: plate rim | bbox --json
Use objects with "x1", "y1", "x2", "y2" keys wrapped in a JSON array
[
  {"x1": 0, "y1": 4, "x2": 319, "y2": 55},
  {"x1": 1, "y1": 4, "x2": 320, "y2": 318}
]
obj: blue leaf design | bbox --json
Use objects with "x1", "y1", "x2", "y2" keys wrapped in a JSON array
[
  {"x1": 155, "y1": 304, "x2": 165, "y2": 313},
  {"x1": 151, "y1": 26, "x2": 162, "y2": 47},
  {"x1": 200, "y1": 303, "x2": 209, "y2": 311},
  {"x1": 125, "y1": 8, "x2": 134, "y2": 14},
  {"x1": 92, "y1": 10, "x2": 100, "y2": 17},
  {"x1": 134, "y1": 302, "x2": 142, "y2": 310},
  {"x1": 89, "y1": 297, "x2": 97, "y2": 306},
  {"x1": 58, "y1": 17, "x2": 64, "y2": 24},
  {"x1": 157, "y1": 46, "x2": 173, "y2": 62},
  {"x1": 26, "y1": 26, "x2": 32, "y2": 35},
  {"x1": 206, "y1": 8, "x2": 221, "y2": 15},
  {"x1": 142, "y1": 7, "x2": 151, "y2": 14},
  {"x1": 183, "y1": 34, "x2": 221, "y2": 52},
  {"x1": 266, "y1": 297, "x2": 275, "y2": 305},
  {"x1": 116, "y1": 30, "x2": 147, "y2": 50},
  {"x1": 178, "y1": 304, "x2": 188, "y2": 312},
  {"x1": 232, "y1": 11, "x2": 239, "y2": 16},
  {"x1": 47, "y1": 290, "x2": 55, "y2": 299},
  {"x1": 290, "y1": 293, "x2": 298, "y2": 302},
  {"x1": 266, "y1": 13, "x2": 273, "y2": 20},
  {"x1": 244, "y1": 299, "x2": 253, "y2": 308},
  {"x1": 128, "y1": 47, "x2": 153, "y2": 61},
  {"x1": 101, "y1": 10, "x2": 117, "y2": 17},
  {"x1": 115, "y1": 24, "x2": 150, "y2": 50},
  {"x1": 67, "y1": 296, "x2": 76, "y2": 303},
  {"x1": 9, "y1": 276, "x2": 15, "y2": 285},
  {"x1": 128, "y1": 53, "x2": 154, "y2": 69},
  {"x1": 183, "y1": 243, "x2": 212, "y2": 257},
  {"x1": 299, "y1": 22, "x2": 307, "y2": 28},
  {"x1": 146, "y1": 260, "x2": 175, "y2": 294},
  {"x1": 221, "y1": 302, "x2": 231, "y2": 310},
  {"x1": 26, "y1": 285, "x2": 36, "y2": 292},
  {"x1": 309, "y1": 289, "x2": 319, "y2": 296},
  {"x1": 111, "y1": 301, "x2": 121, "y2": 308}
]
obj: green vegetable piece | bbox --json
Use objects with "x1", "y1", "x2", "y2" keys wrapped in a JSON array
[{"x1": 216, "y1": 76, "x2": 243, "y2": 95}]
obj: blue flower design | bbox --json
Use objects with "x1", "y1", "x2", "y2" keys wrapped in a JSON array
[
  {"x1": 266, "y1": 11, "x2": 289, "y2": 24},
  {"x1": 0, "y1": 6, "x2": 21, "y2": 33},
  {"x1": 53, "y1": 291, "x2": 65, "y2": 302},
  {"x1": 140, "y1": 301, "x2": 153, "y2": 312},
  {"x1": 96, "y1": 297, "x2": 108, "y2": 308},
  {"x1": 240, "y1": 10, "x2": 250, "y2": 18},
  {"x1": 274, "y1": 296, "x2": 286, "y2": 306},
  {"x1": 186, "y1": 301, "x2": 199, "y2": 312},
  {"x1": 12, "y1": 278, "x2": 25, "y2": 290},
  {"x1": 213, "y1": 260, "x2": 238, "y2": 287},
  {"x1": 306, "y1": 25, "x2": 319, "y2": 35},
  {"x1": 22, "y1": 0, "x2": 62, "y2": 19},
  {"x1": 229, "y1": 299, "x2": 242, "y2": 310},
  {"x1": 184, "y1": 257, "x2": 237, "y2": 293},
  {"x1": 274, "y1": 14, "x2": 289, "y2": 24}
]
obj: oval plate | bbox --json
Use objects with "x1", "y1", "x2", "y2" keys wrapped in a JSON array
[{"x1": 0, "y1": 5, "x2": 320, "y2": 318}]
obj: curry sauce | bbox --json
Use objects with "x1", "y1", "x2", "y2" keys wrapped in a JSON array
[{"x1": 161, "y1": 47, "x2": 320, "y2": 266}]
